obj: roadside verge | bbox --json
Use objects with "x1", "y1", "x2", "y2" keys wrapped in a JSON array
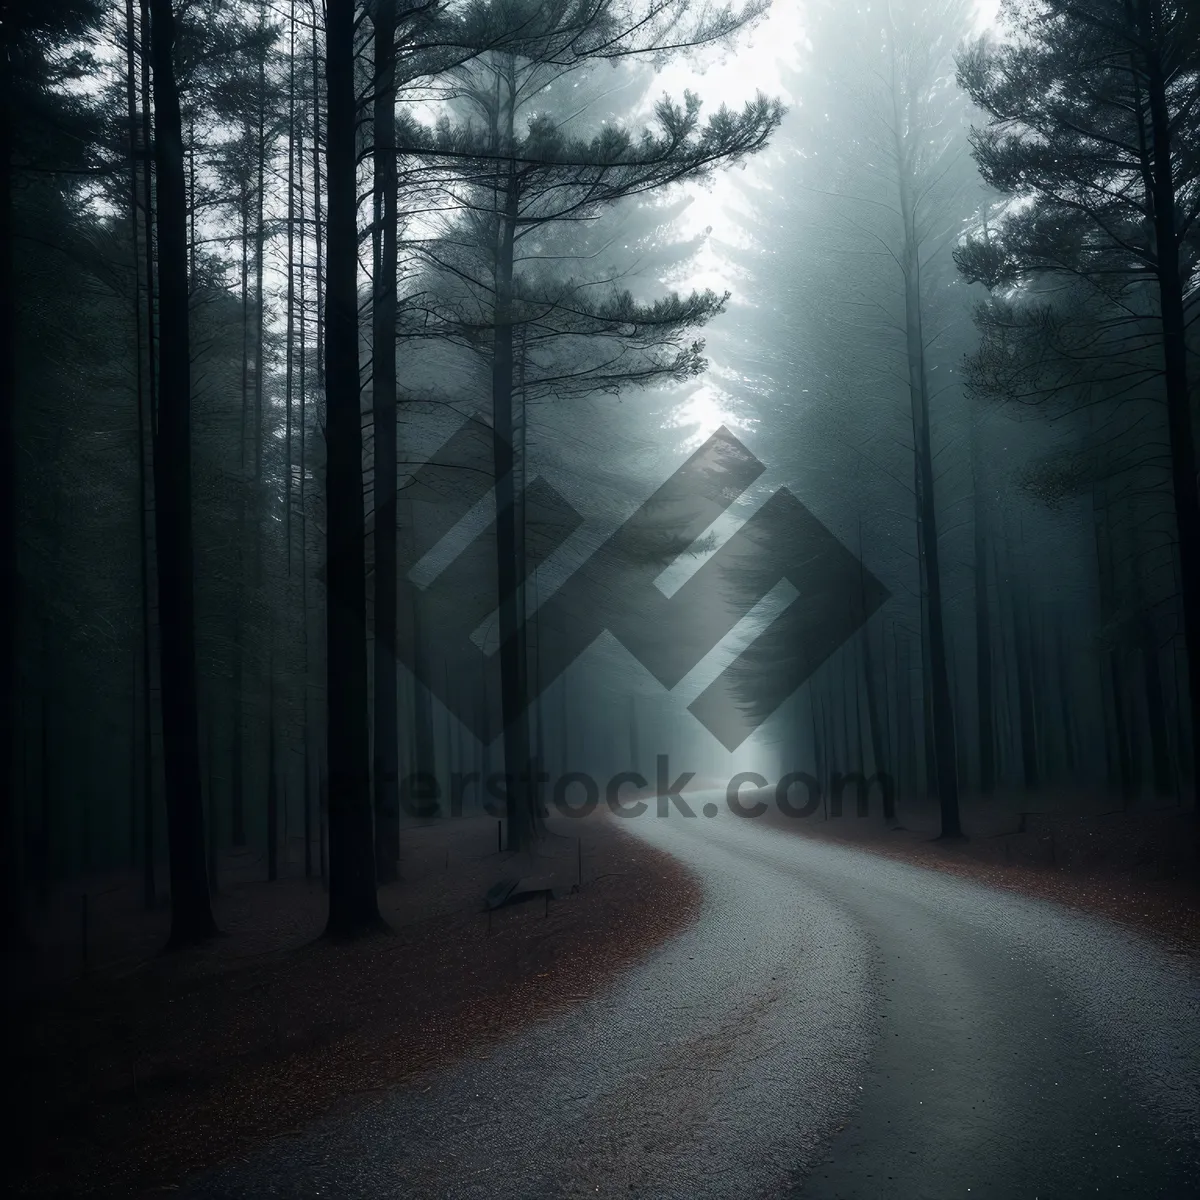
[{"x1": 8, "y1": 815, "x2": 702, "y2": 1198}]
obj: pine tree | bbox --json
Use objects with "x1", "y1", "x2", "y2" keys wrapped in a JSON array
[
  {"x1": 323, "y1": 0, "x2": 381, "y2": 935},
  {"x1": 146, "y1": 0, "x2": 218, "y2": 945},
  {"x1": 405, "y1": 17, "x2": 781, "y2": 844},
  {"x1": 957, "y1": 0, "x2": 1200, "y2": 798}
]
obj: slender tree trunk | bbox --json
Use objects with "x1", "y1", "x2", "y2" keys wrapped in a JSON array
[
  {"x1": 857, "y1": 523, "x2": 892, "y2": 820},
  {"x1": 311, "y1": 3, "x2": 323, "y2": 392},
  {"x1": 897, "y1": 631, "x2": 918, "y2": 813},
  {"x1": 1011, "y1": 575, "x2": 1039, "y2": 793},
  {"x1": 1055, "y1": 622, "x2": 1077, "y2": 776},
  {"x1": 319, "y1": 766, "x2": 328, "y2": 887},
  {"x1": 1142, "y1": 36, "x2": 1200, "y2": 803},
  {"x1": 36, "y1": 691, "x2": 51, "y2": 905},
  {"x1": 205, "y1": 708, "x2": 218, "y2": 889},
  {"x1": 140, "y1": 0, "x2": 159, "y2": 442},
  {"x1": 251, "y1": 18, "x2": 269, "y2": 869},
  {"x1": 1111, "y1": 654, "x2": 1133, "y2": 805},
  {"x1": 304, "y1": 739, "x2": 314, "y2": 877},
  {"x1": 411, "y1": 586, "x2": 436, "y2": 780},
  {"x1": 137, "y1": 0, "x2": 163, "y2": 907},
  {"x1": 323, "y1": 0, "x2": 380, "y2": 936},
  {"x1": 231, "y1": 183, "x2": 249, "y2": 847},
  {"x1": 1094, "y1": 485, "x2": 1133, "y2": 801},
  {"x1": 900, "y1": 220, "x2": 960, "y2": 834},
  {"x1": 972, "y1": 413, "x2": 995, "y2": 798},
  {"x1": 267, "y1": 668, "x2": 278, "y2": 881},
  {"x1": 0, "y1": 0, "x2": 23, "y2": 948},
  {"x1": 491, "y1": 81, "x2": 534, "y2": 850},
  {"x1": 853, "y1": 639, "x2": 865, "y2": 764},
  {"x1": 372, "y1": 0, "x2": 400, "y2": 883},
  {"x1": 284, "y1": 0, "x2": 297, "y2": 575},
  {"x1": 125, "y1": 0, "x2": 158, "y2": 909},
  {"x1": 129, "y1": 650, "x2": 138, "y2": 865},
  {"x1": 298, "y1": 77, "x2": 312, "y2": 879},
  {"x1": 187, "y1": 114, "x2": 195, "y2": 288},
  {"x1": 1033, "y1": 609, "x2": 1057, "y2": 780},
  {"x1": 253, "y1": 4, "x2": 267, "y2": 584},
  {"x1": 147, "y1": 0, "x2": 216, "y2": 946},
  {"x1": 883, "y1": 15, "x2": 960, "y2": 835},
  {"x1": 125, "y1": 8, "x2": 141, "y2": 876}
]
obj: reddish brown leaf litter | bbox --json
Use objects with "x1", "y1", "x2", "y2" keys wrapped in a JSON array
[
  {"x1": 5, "y1": 815, "x2": 701, "y2": 1199},
  {"x1": 759, "y1": 795, "x2": 1200, "y2": 956}
]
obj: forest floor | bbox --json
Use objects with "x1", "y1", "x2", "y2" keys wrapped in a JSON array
[
  {"x1": 5, "y1": 814, "x2": 701, "y2": 1199},
  {"x1": 757, "y1": 791, "x2": 1200, "y2": 955}
]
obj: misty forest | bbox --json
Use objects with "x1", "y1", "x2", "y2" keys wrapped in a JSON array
[{"x1": 4, "y1": 1, "x2": 1200, "y2": 1197}]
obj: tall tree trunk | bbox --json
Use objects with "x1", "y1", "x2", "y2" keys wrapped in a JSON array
[
  {"x1": 1094, "y1": 485, "x2": 1134, "y2": 801},
  {"x1": 1055, "y1": 621, "x2": 1077, "y2": 777},
  {"x1": 35, "y1": 691, "x2": 51, "y2": 905},
  {"x1": 187, "y1": 114, "x2": 195, "y2": 287},
  {"x1": 1142, "y1": 31, "x2": 1200, "y2": 803},
  {"x1": 1111, "y1": 654, "x2": 1135, "y2": 806},
  {"x1": 231, "y1": 180, "x2": 249, "y2": 848},
  {"x1": 125, "y1": 5, "x2": 141, "y2": 874},
  {"x1": 267, "y1": 667, "x2": 278, "y2": 881},
  {"x1": 253, "y1": 2, "x2": 267, "y2": 584},
  {"x1": 284, "y1": 0, "x2": 297, "y2": 575},
  {"x1": 140, "y1": 0, "x2": 159, "y2": 442},
  {"x1": 205, "y1": 708, "x2": 218, "y2": 889},
  {"x1": 319, "y1": 767, "x2": 328, "y2": 888},
  {"x1": 372, "y1": 0, "x2": 400, "y2": 883},
  {"x1": 899, "y1": 213, "x2": 960, "y2": 835},
  {"x1": 0, "y1": 0, "x2": 23, "y2": 948},
  {"x1": 126, "y1": 0, "x2": 158, "y2": 909},
  {"x1": 304, "y1": 740, "x2": 314, "y2": 878},
  {"x1": 879, "y1": 621, "x2": 894, "y2": 794},
  {"x1": 411, "y1": 586, "x2": 436, "y2": 780},
  {"x1": 897, "y1": 631, "x2": 918, "y2": 813},
  {"x1": 972, "y1": 410, "x2": 995, "y2": 797},
  {"x1": 885, "y1": 14, "x2": 959, "y2": 835},
  {"x1": 147, "y1": 0, "x2": 216, "y2": 946},
  {"x1": 857, "y1": 523, "x2": 892, "y2": 820},
  {"x1": 129, "y1": 651, "x2": 138, "y2": 866},
  {"x1": 1011, "y1": 575, "x2": 1039, "y2": 793},
  {"x1": 138, "y1": 0, "x2": 163, "y2": 904},
  {"x1": 311, "y1": 6, "x2": 323, "y2": 394},
  {"x1": 323, "y1": 0, "x2": 380, "y2": 936},
  {"x1": 298, "y1": 76, "x2": 312, "y2": 879},
  {"x1": 491, "y1": 77, "x2": 534, "y2": 850}
]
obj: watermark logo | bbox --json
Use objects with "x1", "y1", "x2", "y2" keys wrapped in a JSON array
[
  {"x1": 397, "y1": 419, "x2": 888, "y2": 749},
  {"x1": 396, "y1": 762, "x2": 896, "y2": 822}
]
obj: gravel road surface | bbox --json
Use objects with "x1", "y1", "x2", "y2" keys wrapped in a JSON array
[{"x1": 184, "y1": 795, "x2": 1200, "y2": 1198}]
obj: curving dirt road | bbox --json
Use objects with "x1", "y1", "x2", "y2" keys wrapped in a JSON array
[{"x1": 184, "y1": 795, "x2": 1200, "y2": 1198}]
